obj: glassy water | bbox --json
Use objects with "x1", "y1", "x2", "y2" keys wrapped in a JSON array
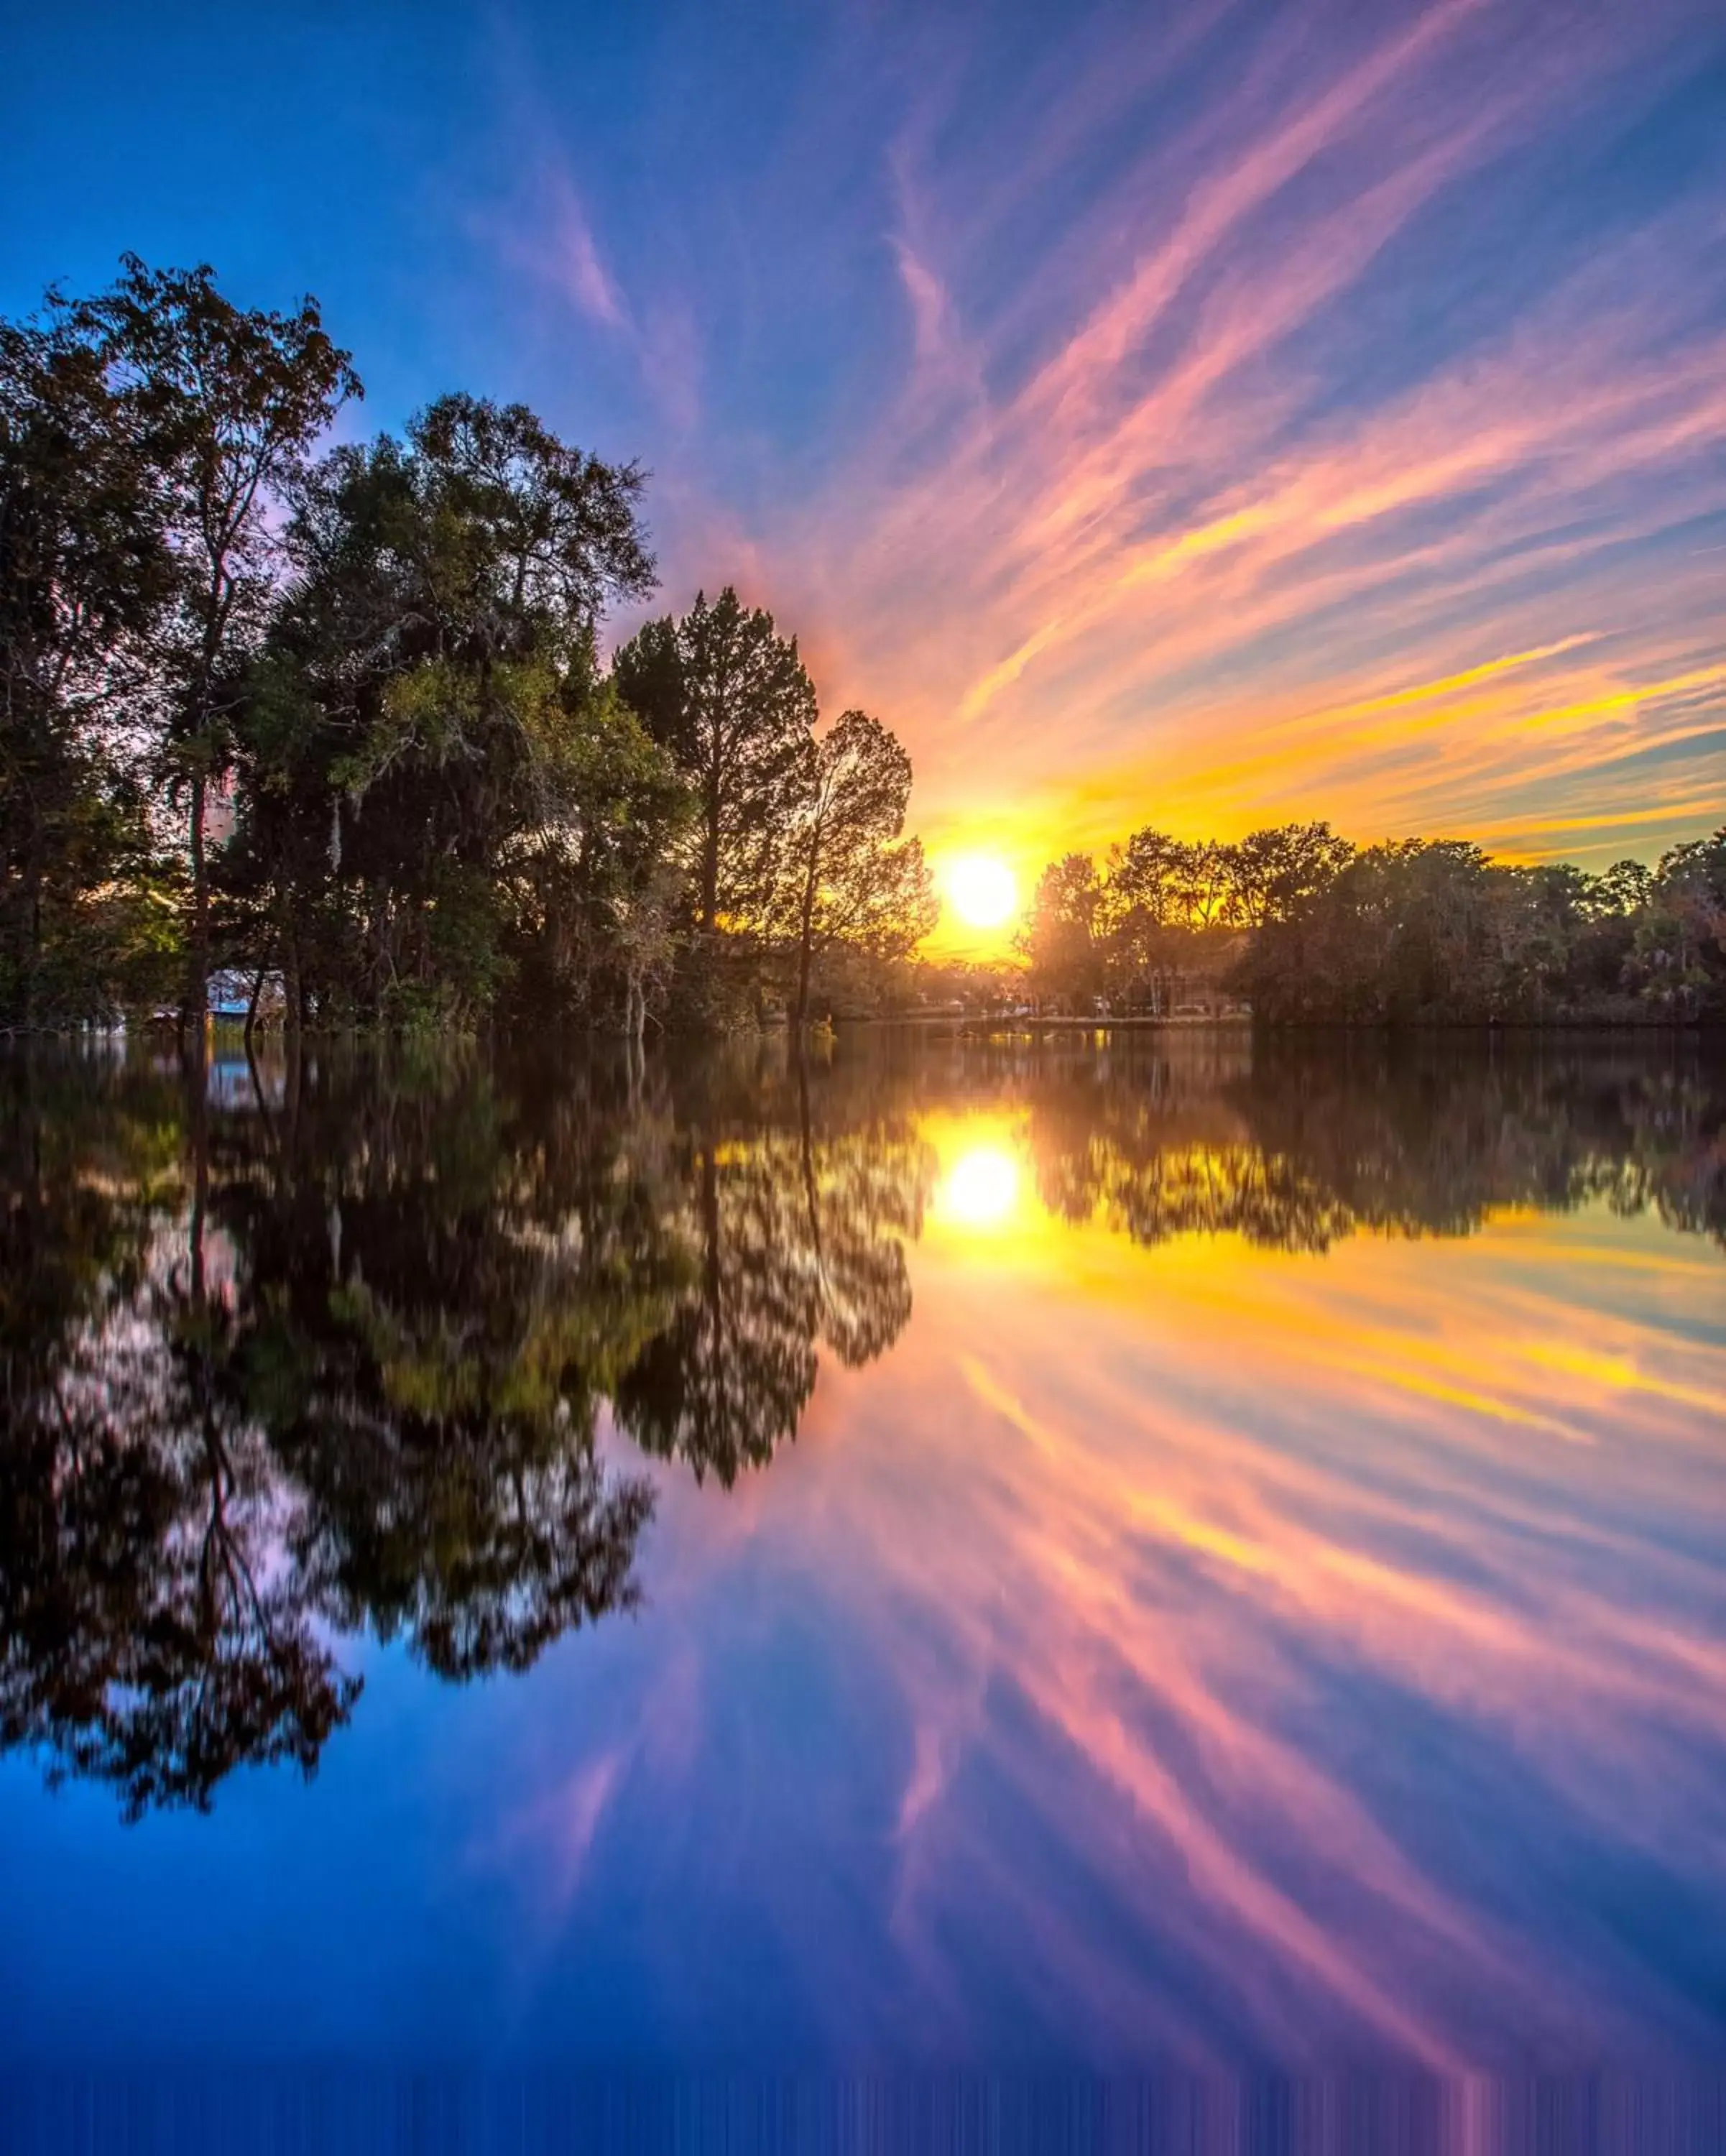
[{"x1": 2, "y1": 1031, "x2": 1723, "y2": 2078}]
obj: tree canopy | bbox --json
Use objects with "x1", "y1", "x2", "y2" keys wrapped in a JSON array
[
  {"x1": 1014, "y1": 820, "x2": 1726, "y2": 1026},
  {"x1": 0, "y1": 261, "x2": 941, "y2": 1037}
]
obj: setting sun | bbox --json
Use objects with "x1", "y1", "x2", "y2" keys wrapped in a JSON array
[{"x1": 946, "y1": 854, "x2": 1018, "y2": 931}]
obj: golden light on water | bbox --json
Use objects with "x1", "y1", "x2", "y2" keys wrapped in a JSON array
[
  {"x1": 944, "y1": 854, "x2": 1018, "y2": 931},
  {"x1": 936, "y1": 1142, "x2": 1022, "y2": 1231}
]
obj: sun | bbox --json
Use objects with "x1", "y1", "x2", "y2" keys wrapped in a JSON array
[{"x1": 946, "y1": 854, "x2": 1018, "y2": 931}]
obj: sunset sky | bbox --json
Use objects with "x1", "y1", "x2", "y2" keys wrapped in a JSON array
[{"x1": 5, "y1": 0, "x2": 1724, "y2": 948}]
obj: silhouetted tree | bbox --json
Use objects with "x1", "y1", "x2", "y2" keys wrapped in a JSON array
[
  {"x1": 1023, "y1": 853, "x2": 1107, "y2": 1009},
  {"x1": 234, "y1": 396, "x2": 663, "y2": 1024},
  {"x1": 779, "y1": 709, "x2": 938, "y2": 1027},
  {"x1": 614, "y1": 588, "x2": 817, "y2": 938},
  {"x1": 0, "y1": 301, "x2": 172, "y2": 1023},
  {"x1": 76, "y1": 257, "x2": 361, "y2": 1034}
]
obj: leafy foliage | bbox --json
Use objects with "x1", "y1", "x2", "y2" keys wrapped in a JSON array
[
  {"x1": 776, "y1": 709, "x2": 938, "y2": 1025},
  {"x1": 2, "y1": 262, "x2": 939, "y2": 1036},
  {"x1": 1015, "y1": 820, "x2": 1726, "y2": 1024},
  {"x1": 614, "y1": 587, "x2": 818, "y2": 939}
]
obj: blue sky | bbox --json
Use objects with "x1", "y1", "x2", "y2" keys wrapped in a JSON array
[{"x1": 6, "y1": 0, "x2": 1725, "y2": 898}]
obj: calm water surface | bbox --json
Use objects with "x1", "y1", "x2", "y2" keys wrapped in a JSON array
[{"x1": 2, "y1": 1032, "x2": 1723, "y2": 2075}]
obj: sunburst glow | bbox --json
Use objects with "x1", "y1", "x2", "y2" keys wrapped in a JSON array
[
  {"x1": 946, "y1": 854, "x2": 1018, "y2": 931},
  {"x1": 937, "y1": 1143, "x2": 1022, "y2": 1232}
]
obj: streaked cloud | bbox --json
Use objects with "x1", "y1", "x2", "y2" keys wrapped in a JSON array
[{"x1": 502, "y1": 0, "x2": 1725, "y2": 890}]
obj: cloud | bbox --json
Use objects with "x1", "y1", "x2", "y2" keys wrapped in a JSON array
[
  {"x1": 473, "y1": 0, "x2": 1722, "y2": 871},
  {"x1": 540, "y1": 167, "x2": 628, "y2": 332},
  {"x1": 708, "y1": 0, "x2": 1726, "y2": 868}
]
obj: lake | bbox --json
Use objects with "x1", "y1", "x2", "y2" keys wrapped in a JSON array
[{"x1": 2, "y1": 1031, "x2": 1724, "y2": 2124}]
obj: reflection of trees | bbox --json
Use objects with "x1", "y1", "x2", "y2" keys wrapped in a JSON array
[
  {"x1": 8, "y1": 1033, "x2": 1712, "y2": 1818},
  {"x1": 0, "y1": 1299, "x2": 358, "y2": 1823},
  {"x1": 614, "y1": 1135, "x2": 819, "y2": 1488},
  {"x1": 0, "y1": 1037, "x2": 936, "y2": 1813},
  {"x1": 614, "y1": 1047, "x2": 935, "y2": 1485},
  {"x1": 1023, "y1": 1040, "x2": 1726, "y2": 1253},
  {"x1": 211, "y1": 1051, "x2": 681, "y2": 1681},
  {"x1": 1, "y1": 1062, "x2": 354, "y2": 1820},
  {"x1": 0, "y1": 1048, "x2": 668, "y2": 1812}
]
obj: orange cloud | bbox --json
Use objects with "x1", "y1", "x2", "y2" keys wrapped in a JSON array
[{"x1": 687, "y1": 6, "x2": 1726, "y2": 875}]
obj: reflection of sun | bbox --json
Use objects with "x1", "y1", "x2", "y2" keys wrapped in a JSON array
[
  {"x1": 938, "y1": 1144, "x2": 1020, "y2": 1231},
  {"x1": 946, "y1": 854, "x2": 1017, "y2": 931}
]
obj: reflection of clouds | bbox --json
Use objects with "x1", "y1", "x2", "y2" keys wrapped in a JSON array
[
  {"x1": 179, "y1": 1041, "x2": 1719, "y2": 2065},
  {"x1": 776, "y1": 1174, "x2": 1726, "y2": 2063}
]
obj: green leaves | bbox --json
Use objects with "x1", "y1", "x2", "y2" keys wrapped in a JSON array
[
  {"x1": 4, "y1": 259, "x2": 950, "y2": 1034},
  {"x1": 615, "y1": 587, "x2": 818, "y2": 936}
]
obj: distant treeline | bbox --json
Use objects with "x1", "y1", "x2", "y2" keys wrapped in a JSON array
[
  {"x1": 1006, "y1": 822, "x2": 1726, "y2": 1024},
  {"x1": 1, "y1": 258, "x2": 933, "y2": 1036}
]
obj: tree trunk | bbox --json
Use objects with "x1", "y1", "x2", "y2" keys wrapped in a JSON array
[
  {"x1": 243, "y1": 925, "x2": 274, "y2": 1046},
  {"x1": 794, "y1": 929, "x2": 813, "y2": 1031},
  {"x1": 793, "y1": 839, "x2": 819, "y2": 1029},
  {"x1": 701, "y1": 817, "x2": 720, "y2": 935},
  {"x1": 282, "y1": 915, "x2": 303, "y2": 1044},
  {"x1": 22, "y1": 850, "x2": 43, "y2": 1029},
  {"x1": 185, "y1": 770, "x2": 210, "y2": 1037}
]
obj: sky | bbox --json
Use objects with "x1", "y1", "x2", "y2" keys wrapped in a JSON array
[{"x1": 4, "y1": 0, "x2": 1725, "y2": 946}]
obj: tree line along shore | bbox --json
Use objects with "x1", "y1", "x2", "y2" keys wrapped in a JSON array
[
  {"x1": 958, "y1": 822, "x2": 1725, "y2": 1027},
  {"x1": 4, "y1": 257, "x2": 1722, "y2": 1040}
]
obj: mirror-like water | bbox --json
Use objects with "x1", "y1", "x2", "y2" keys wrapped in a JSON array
[{"x1": 2, "y1": 1032, "x2": 1723, "y2": 2073}]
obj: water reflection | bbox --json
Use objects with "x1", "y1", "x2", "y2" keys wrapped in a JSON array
[
  {"x1": 0, "y1": 1040, "x2": 936, "y2": 1815},
  {"x1": 1021, "y1": 1035, "x2": 1725, "y2": 1250},
  {"x1": 617, "y1": 1056, "x2": 934, "y2": 1485},
  {"x1": 2, "y1": 1032, "x2": 1724, "y2": 2063}
]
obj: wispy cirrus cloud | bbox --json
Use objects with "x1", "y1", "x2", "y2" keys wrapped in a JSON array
[
  {"x1": 602, "y1": 0, "x2": 1725, "y2": 891},
  {"x1": 476, "y1": 0, "x2": 1724, "y2": 899}
]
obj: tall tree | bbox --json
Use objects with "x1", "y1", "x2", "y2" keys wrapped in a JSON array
[
  {"x1": 236, "y1": 397, "x2": 658, "y2": 1024},
  {"x1": 1023, "y1": 853, "x2": 1107, "y2": 1008},
  {"x1": 779, "y1": 709, "x2": 938, "y2": 1026},
  {"x1": 0, "y1": 302, "x2": 169, "y2": 1023},
  {"x1": 614, "y1": 588, "x2": 816, "y2": 936},
  {"x1": 1168, "y1": 838, "x2": 1239, "y2": 929},
  {"x1": 1103, "y1": 827, "x2": 1189, "y2": 1013},
  {"x1": 79, "y1": 258, "x2": 361, "y2": 1033},
  {"x1": 504, "y1": 675, "x2": 690, "y2": 1038}
]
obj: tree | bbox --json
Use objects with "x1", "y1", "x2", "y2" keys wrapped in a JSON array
[
  {"x1": 234, "y1": 397, "x2": 660, "y2": 1025},
  {"x1": 1631, "y1": 829, "x2": 1726, "y2": 1020},
  {"x1": 0, "y1": 301, "x2": 170, "y2": 1023},
  {"x1": 1229, "y1": 823, "x2": 1354, "y2": 928},
  {"x1": 614, "y1": 588, "x2": 817, "y2": 936},
  {"x1": 1168, "y1": 838, "x2": 1240, "y2": 929},
  {"x1": 779, "y1": 709, "x2": 938, "y2": 1026},
  {"x1": 505, "y1": 676, "x2": 690, "y2": 1038},
  {"x1": 78, "y1": 257, "x2": 361, "y2": 1034},
  {"x1": 1022, "y1": 853, "x2": 1107, "y2": 1008},
  {"x1": 1597, "y1": 859, "x2": 1654, "y2": 918},
  {"x1": 1102, "y1": 827, "x2": 1189, "y2": 1013}
]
